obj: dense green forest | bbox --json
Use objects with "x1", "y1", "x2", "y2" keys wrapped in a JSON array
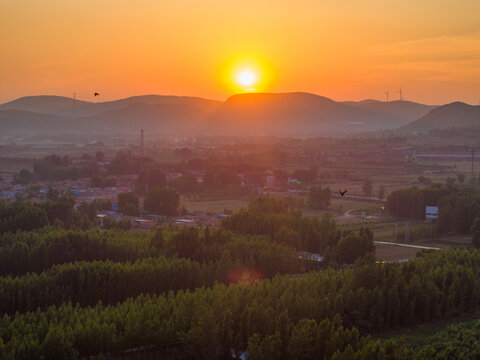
[
  {"x1": 400, "y1": 320, "x2": 480, "y2": 359},
  {"x1": 1, "y1": 249, "x2": 480, "y2": 358},
  {"x1": 0, "y1": 234, "x2": 300, "y2": 314},
  {"x1": 0, "y1": 229, "x2": 154, "y2": 276},
  {"x1": 222, "y1": 196, "x2": 374, "y2": 263},
  {"x1": 1, "y1": 195, "x2": 479, "y2": 359}
]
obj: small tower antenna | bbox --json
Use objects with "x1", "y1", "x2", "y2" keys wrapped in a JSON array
[{"x1": 397, "y1": 88, "x2": 403, "y2": 101}]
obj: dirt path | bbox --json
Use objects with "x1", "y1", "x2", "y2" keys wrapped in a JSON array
[{"x1": 334, "y1": 209, "x2": 356, "y2": 222}]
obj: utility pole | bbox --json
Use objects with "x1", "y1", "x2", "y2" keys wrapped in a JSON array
[
  {"x1": 385, "y1": 91, "x2": 389, "y2": 103},
  {"x1": 141, "y1": 129, "x2": 144, "y2": 157},
  {"x1": 404, "y1": 222, "x2": 409, "y2": 243},
  {"x1": 395, "y1": 223, "x2": 398, "y2": 243},
  {"x1": 73, "y1": 93, "x2": 76, "y2": 114},
  {"x1": 398, "y1": 88, "x2": 403, "y2": 101},
  {"x1": 471, "y1": 149, "x2": 475, "y2": 182}
]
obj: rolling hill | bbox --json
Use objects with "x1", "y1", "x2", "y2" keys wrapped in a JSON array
[
  {"x1": 0, "y1": 92, "x2": 460, "y2": 137},
  {"x1": 400, "y1": 102, "x2": 480, "y2": 133},
  {"x1": 343, "y1": 99, "x2": 437, "y2": 126},
  {"x1": 0, "y1": 95, "x2": 222, "y2": 118},
  {"x1": 0, "y1": 110, "x2": 70, "y2": 130},
  {"x1": 0, "y1": 96, "x2": 90, "y2": 116},
  {"x1": 90, "y1": 101, "x2": 220, "y2": 134},
  {"x1": 211, "y1": 92, "x2": 392, "y2": 135}
]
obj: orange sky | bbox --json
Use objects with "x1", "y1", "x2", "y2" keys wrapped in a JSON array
[{"x1": 1, "y1": 0, "x2": 479, "y2": 105}]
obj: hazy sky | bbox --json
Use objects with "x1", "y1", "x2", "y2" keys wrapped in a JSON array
[{"x1": 1, "y1": 0, "x2": 479, "y2": 104}]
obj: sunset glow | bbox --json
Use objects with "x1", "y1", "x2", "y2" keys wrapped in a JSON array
[
  {"x1": 1, "y1": 1, "x2": 479, "y2": 104},
  {"x1": 2, "y1": 2, "x2": 480, "y2": 357}
]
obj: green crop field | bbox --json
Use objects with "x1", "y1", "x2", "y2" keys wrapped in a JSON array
[{"x1": 180, "y1": 198, "x2": 249, "y2": 214}]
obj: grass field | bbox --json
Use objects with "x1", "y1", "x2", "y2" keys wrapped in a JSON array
[
  {"x1": 373, "y1": 229, "x2": 471, "y2": 261},
  {"x1": 181, "y1": 198, "x2": 249, "y2": 214},
  {"x1": 0, "y1": 157, "x2": 34, "y2": 173},
  {"x1": 375, "y1": 244, "x2": 418, "y2": 261},
  {"x1": 416, "y1": 234, "x2": 471, "y2": 249}
]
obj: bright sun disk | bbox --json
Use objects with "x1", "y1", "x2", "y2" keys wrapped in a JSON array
[{"x1": 237, "y1": 70, "x2": 256, "y2": 88}]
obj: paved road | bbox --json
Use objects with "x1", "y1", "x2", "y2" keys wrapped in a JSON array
[
  {"x1": 374, "y1": 241, "x2": 441, "y2": 251},
  {"x1": 332, "y1": 193, "x2": 385, "y2": 202}
]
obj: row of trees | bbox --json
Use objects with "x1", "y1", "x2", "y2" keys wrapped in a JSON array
[
  {"x1": 1, "y1": 186, "x2": 179, "y2": 234},
  {"x1": 33, "y1": 154, "x2": 96, "y2": 180},
  {"x1": 0, "y1": 257, "x2": 206, "y2": 314},
  {"x1": 0, "y1": 194, "x2": 116, "y2": 234},
  {"x1": 0, "y1": 233, "x2": 300, "y2": 315},
  {"x1": 308, "y1": 185, "x2": 331, "y2": 209},
  {"x1": 117, "y1": 187, "x2": 179, "y2": 216},
  {"x1": 0, "y1": 201, "x2": 48, "y2": 233},
  {"x1": 0, "y1": 193, "x2": 94, "y2": 234},
  {"x1": 0, "y1": 229, "x2": 154, "y2": 276},
  {"x1": 143, "y1": 187, "x2": 179, "y2": 216},
  {"x1": 222, "y1": 196, "x2": 373, "y2": 263},
  {"x1": 386, "y1": 186, "x2": 480, "y2": 247},
  {"x1": 1, "y1": 249, "x2": 479, "y2": 358},
  {"x1": 437, "y1": 191, "x2": 480, "y2": 235},
  {"x1": 90, "y1": 175, "x2": 116, "y2": 188},
  {"x1": 0, "y1": 225, "x2": 300, "y2": 276},
  {"x1": 386, "y1": 186, "x2": 453, "y2": 220}
]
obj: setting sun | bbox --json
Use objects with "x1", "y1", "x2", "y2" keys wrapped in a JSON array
[
  {"x1": 237, "y1": 70, "x2": 257, "y2": 89},
  {"x1": 219, "y1": 55, "x2": 274, "y2": 94}
]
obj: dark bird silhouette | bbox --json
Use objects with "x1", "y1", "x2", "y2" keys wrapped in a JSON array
[
  {"x1": 339, "y1": 190, "x2": 347, "y2": 197},
  {"x1": 94, "y1": 92, "x2": 99, "y2": 97}
]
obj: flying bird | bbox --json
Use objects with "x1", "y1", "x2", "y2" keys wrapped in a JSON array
[
  {"x1": 94, "y1": 92, "x2": 99, "y2": 97},
  {"x1": 339, "y1": 190, "x2": 347, "y2": 197}
]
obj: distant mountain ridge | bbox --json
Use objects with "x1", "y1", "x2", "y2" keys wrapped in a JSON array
[
  {"x1": 0, "y1": 96, "x2": 89, "y2": 116},
  {"x1": 342, "y1": 99, "x2": 436, "y2": 126},
  {"x1": 400, "y1": 102, "x2": 480, "y2": 133},
  {"x1": 0, "y1": 109, "x2": 79, "y2": 131},
  {"x1": 0, "y1": 94, "x2": 222, "y2": 118},
  {"x1": 2, "y1": 92, "x2": 472, "y2": 137},
  {"x1": 212, "y1": 92, "x2": 391, "y2": 135}
]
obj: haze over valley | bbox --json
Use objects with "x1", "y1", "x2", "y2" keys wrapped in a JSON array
[{"x1": 2, "y1": 92, "x2": 477, "y2": 137}]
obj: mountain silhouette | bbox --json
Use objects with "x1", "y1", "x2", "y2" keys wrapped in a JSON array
[
  {"x1": 401, "y1": 102, "x2": 480, "y2": 133},
  {"x1": 343, "y1": 99, "x2": 436, "y2": 127},
  {"x1": 89, "y1": 102, "x2": 219, "y2": 135},
  {"x1": 0, "y1": 110, "x2": 75, "y2": 133},
  {"x1": 0, "y1": 96, "x2": 90, "y2": 116},
  {"x1": 0, "y1": 94, "x2": 222, "y2": 118},
  {"x1": 211, "y1": 92, "x2": 390, "y2": 135},
  {"x1": 0, "y1": 92, "x2": 467, "y2": 137}
]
